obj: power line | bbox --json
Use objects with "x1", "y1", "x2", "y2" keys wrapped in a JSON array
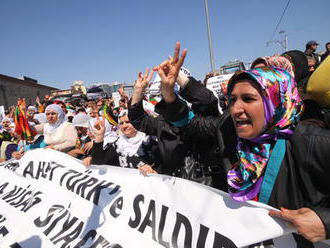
[{"x1": 269, "y1": 0, "x2": 291, "y2": 42}]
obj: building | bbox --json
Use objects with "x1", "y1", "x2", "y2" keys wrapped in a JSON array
[
  {"x1": 0, "y1": 74, "x2": 57, "y2": 108},
  {"x1": 109, "y1": 81, "x2": 134, "y2": 97},
  {"x1": 123, "y1": 85, "x2": 134, "y2": 98},
  {"x1": 72, "y1": 80, "x2": 87, "y2": 95}
]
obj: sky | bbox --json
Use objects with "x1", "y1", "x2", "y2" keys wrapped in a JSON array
[{"x1": 1, "y1": 0, "x2": 329, "y2": 89}]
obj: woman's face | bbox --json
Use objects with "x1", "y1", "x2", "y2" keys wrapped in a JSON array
[
  {"x1": 229, "y1": 81, "x2": 265, "y2": 140},
  {"x1": 96, "y1": 101, "x2": 103, "y2": 110},
  {"x1": 2, "y1": 120, "x2": 11, "y2": 128},
  {"x1": 119, "y1": 115, "x2": 137, "y2": 138},
  {"x1": 46, "y1": 110, "x2": 59, "y2": 124},
  {"x1": 27, "y1": 109, "x2": 35, "y2": 119}
]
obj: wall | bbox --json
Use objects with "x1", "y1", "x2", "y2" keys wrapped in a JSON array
[{"x1": 0, "y1": 74, "x2": 57, "y2": 109}]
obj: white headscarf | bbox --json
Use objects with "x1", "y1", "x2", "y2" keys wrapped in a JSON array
[
  {"x1": 1, "y1": 117, "x2": 12, "y2": 125},
  {"x1": 27, "y1": 105, "x2": 37, "y2": 113},
  {"x1": 44, "y1": 104, "x2": 66, "y2": 134}
]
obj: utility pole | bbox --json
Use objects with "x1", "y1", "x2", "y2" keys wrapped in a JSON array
[
  {"x1": 266, "y1": 30, "x2": 288, "y2": 52},
  {"x1": 204, "y1": 0, "x2": 216, "y2": 72}
]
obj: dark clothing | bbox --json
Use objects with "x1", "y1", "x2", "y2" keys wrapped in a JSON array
[
  {"x1": 281, "y1": 50, "x2": 309, "y2": 88},
  {"x1": 300, "y1": 99, "x2": 330, "y2": 129},
  {"x1": 301, "y1": 99, "x2": 324, "y2": 122},
  {"x1": 76, "y1": 135, "x2": 92, "y2": 160},
  {"x1": 268, "y1": 124, "x2": 330, "y2": 241},
  {"x1": 158, "y1": 77, "x2": 233, "y2": 191},
  {"x1": 162, "y1": 94, "x2": 330, "y2": 245},
  {"x1": 321, "y1": 51, "x2": 330, "y2": 62},
  {"x1": 321, "y1": 43, "x2": 330, "y2": 61},
  {"x1": 128, "y1": 99, "x2": 188, "y2": 175},
  {"x1": 0, "y1": 130, "x2": 13, "y2": 142},
  {"x1": 304, "y1": 49, "x2": 321, "y2": 67},
  {"x1": 179, "y1": 77, "x2": 220, "y2": 117}
]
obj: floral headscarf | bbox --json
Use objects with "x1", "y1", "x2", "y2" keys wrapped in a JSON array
[
  {"x1": 227, "y1": 67, "x2": 304, "y2": 202},
  {"x1": 251, "y1": 55, "x2": 294, "y2": 79}
]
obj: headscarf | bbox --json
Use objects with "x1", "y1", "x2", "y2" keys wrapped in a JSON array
[
  {"x1": 72, "y1": 113, "x2": 91, "y2": 128},
  {"x1": 251, "y1": 55, "x2": 294, "y2": 79},
  {"x1": 116, "y1": 131, "x2": 147, "y2": 157},
  {"x1": 44, "y1": 104, "x2": 66, "y2": 134},
  {"x1": 251, "y1": 51, "x2": 310, "y2": 90},
  {"x1": 226, "y1": 67, "x2": 304, "y2": 202},
  {"x1": 1, "y1": 117, "x2": 12, "y2": 125},
  {"x1": 27, "y1": 105, "x2": 37, "y2": 113},
  {"x1": 281, "y1": 50, "x2": 309, "y2": 88}
]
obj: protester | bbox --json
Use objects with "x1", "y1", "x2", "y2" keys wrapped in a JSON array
[
  {"x1": 4, "y1": 36, "x2": 330, "y2": 245},
  {"x1": 249, "y1": 51, "x2": 325, "y2": 124},
  {"x1": 304, "y1": 40, "x2": 321, "y2": 67},
  {"x1": 0, "y1": 117, "x2": 16, "y2": 161},
  {"x1": 27, "y1": 105, "x2": 40, "y2": 126},
  {"x1": 0, "y1": 118, "x2": 14, "y2": 137},
  {"x1": 128, "y1": 68, "x2": 189, "y2": 177},
  {"x1": 154, "y1": 42, "x2": 330, "y2": 244},
  {"x1": 89, "y1": 110, "x2": 158, "y2": 174},
  {"x1": 321, "y1": 42, "x2": 330, "y2": 61},
  {"x1": 68, "y1": 112, "x2": 93, "y2": 158},
  {"x1": 36, "y1": 104, "x2": 77, "y2": 152}
]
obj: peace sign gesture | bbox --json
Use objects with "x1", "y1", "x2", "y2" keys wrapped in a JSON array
[
  {"x1": 134, "y1": 68, "x2": 154, "y2": 92},
  {"x1": 154, "y1": 42, "x2": 187, "y2": 90}
]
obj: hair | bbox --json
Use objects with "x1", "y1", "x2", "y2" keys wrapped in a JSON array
[{"x1": 76, "y1": 108, "x2": 86, "y2": 114}]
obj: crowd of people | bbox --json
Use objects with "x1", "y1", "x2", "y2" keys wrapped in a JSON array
[{"x1": 0, "y1": 40, "x2": 329, "y2": 246}]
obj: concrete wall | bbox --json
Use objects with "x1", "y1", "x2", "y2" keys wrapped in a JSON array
[{"x1": 0, "y1": 74, "x2": 57, "y2": 109}]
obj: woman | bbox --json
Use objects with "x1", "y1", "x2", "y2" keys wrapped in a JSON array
[
  {"x1": 155, "y1": 42, "x2": 330, "y2": 244},
  {"x1": 90, "y1": 110, "x2": 158, "y2": 175},
  {"x1": 37, "y1": 104, "x2": 77, "y2": 152},
  {"x1": 68, "y1": 112, "x2": 94, "y2": 159}
]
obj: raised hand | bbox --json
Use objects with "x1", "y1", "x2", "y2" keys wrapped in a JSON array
[
  {"x1": 269, "y1": 207, "x2": 326, "y2": 242},
  {"x1": 131, "y1": 68, "x2": 155, "y2": 105},
  {"x1": 36, "y1": 96, "x2": 41, "y2": 105},
  {"x1": 154, "y1": 41, "x2": 187, "y2": 89},
  {"x1": 92, "y1": 118, "x2": 106, "y2": 143},
  {"x1": 154, "y1": 42, "x2": 187, "y2": 103},
  {"x1": 134, "y1": 68, "x2": 154, "y2": 92}
]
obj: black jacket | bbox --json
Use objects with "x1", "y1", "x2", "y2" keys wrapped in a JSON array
[
  {"x1": 159, "y1": 78, "x2": 236, "y2": 190},
  {"x1": 128, "y1": 99, "x2": 188, "y2": 175}
]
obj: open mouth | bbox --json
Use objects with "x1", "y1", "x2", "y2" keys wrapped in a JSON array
[{"x1": 235, "y1": 120, "x2": 251, "y2": 127}]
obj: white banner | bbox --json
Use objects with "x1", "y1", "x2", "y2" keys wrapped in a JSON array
[{"x1": 0, "y1": 149, "x2": 327, "y2": 248}]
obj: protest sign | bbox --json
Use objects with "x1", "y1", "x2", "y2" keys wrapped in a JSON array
[{"x1": 112, "y1": 92, "x2": 121, "y2": 108}]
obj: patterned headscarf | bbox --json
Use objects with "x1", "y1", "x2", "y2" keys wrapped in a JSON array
[
  {"x1": 251, "y1": 55, "x2": 294, "y2": 79},
  {"x1": 227, "y1": 67, "x2": 304, "y2": 202}
]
